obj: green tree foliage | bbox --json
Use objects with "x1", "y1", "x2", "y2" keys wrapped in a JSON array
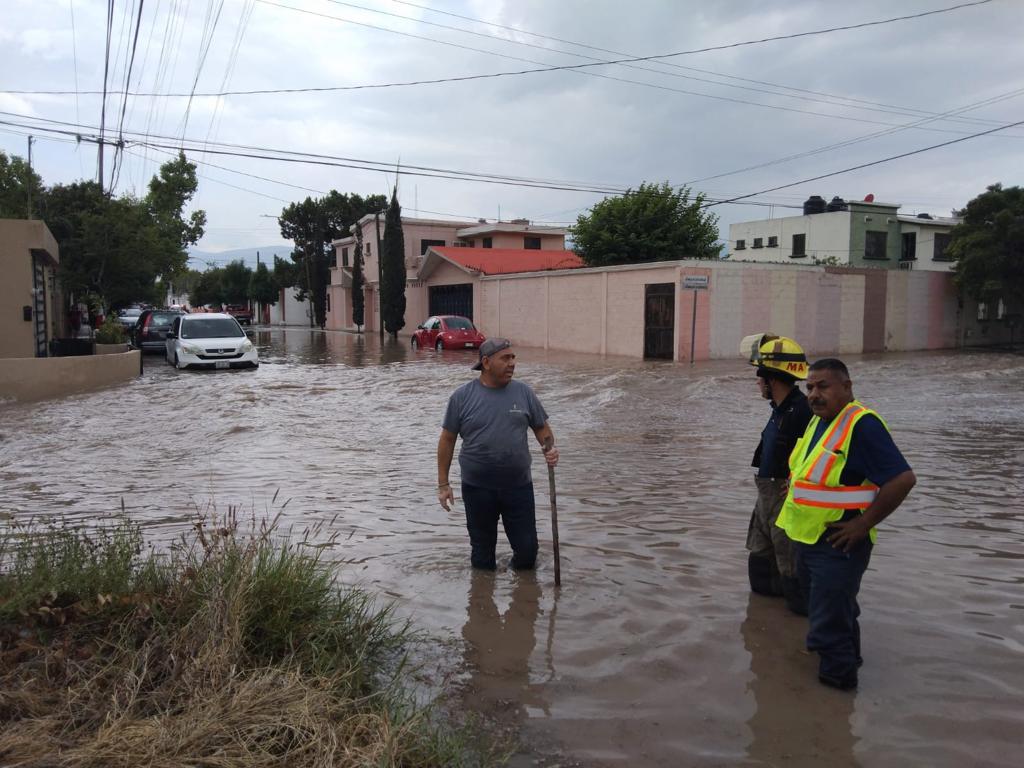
[
  {"x1": 221, "y1": 260, "x2": 253, "y2": 304},
  {"x1": 278, "y1": 191, "x2": 387, "y2": 329},
  {"x1": 571, "y1": 181, "x2": 721, "y2": 266},
  {"x1": 36, "y1": 155, "x2": 205, "y2": 310},
  {"x1": 0, "y1": 150, "x2": 44, "y2": 218},
  {"x1": 249, "y1": 261, "x2": 279, "y2": 306},
  {"x1": 191, "y1": 268, "x2": 224, "y2": 308},
  {"x1": 950, "y1": 183, "x2": 1024, "y2": 302},
  {"x1": 351, "y1": 226, "x2": 365, "y2": 330},
  {"x1": 272, "y1": 254, "x2": 299, "y2": 289},
  {"x1": 380, "y1": 188, "x2": 406, "y2": 337}
]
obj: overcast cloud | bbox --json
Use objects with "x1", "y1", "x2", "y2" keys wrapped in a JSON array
[{"x1": 2, "y1": 0, "x2": 1022, "y2": 255}]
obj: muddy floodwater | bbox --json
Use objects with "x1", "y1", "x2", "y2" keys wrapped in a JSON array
[{"x1": 2, "y1": 329, "x2": 1022, "y2": 767}]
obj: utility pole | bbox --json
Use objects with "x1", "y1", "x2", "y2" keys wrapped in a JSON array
[
  {"x1": 375, "y1": 211, "x2": 384, "y2": 341},
  {"x1": 26, "y1": 135, "x2": 34, "y2": 219}
]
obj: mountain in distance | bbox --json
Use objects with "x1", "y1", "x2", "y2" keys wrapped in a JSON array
[{"x1": 187, "y1": 245, "x2": 294, "y2": 271}]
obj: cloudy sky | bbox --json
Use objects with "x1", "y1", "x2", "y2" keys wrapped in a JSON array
[{"x1": 2, "y1": 0, "x2": 1022, "y2": 259}]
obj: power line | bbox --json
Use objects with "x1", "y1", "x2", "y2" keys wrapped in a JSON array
[
  {"x1": 704, "y1": 115, "x2": 1024, "y2": 208},
  {"x1": 328, "y1": 0, "x2": 1003, "y2": 130}
]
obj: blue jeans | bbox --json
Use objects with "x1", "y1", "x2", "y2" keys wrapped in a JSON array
[
  {"x1": 794, "y1": 534, "x2": 872, "y2": 686},
  {"x1": 461, "y1": 482, "x2": 538, "y2": 570}
]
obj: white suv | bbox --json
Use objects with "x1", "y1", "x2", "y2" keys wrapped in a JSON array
[{"x1": 166, "y1": 313, "x2": 259, "y2": 370}]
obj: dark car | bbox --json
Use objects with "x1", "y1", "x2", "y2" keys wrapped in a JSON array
[
  {"x1": 132, "y1": 309, "x2": 186, "y2": 352},
  {"x1": 411, "y1": 315, "x2": 486, "y2": 351}
]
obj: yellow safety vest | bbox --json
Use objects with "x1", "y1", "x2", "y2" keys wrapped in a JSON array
[{"x1": 777, "y1": 401, "x2": 885, "y2": 544}]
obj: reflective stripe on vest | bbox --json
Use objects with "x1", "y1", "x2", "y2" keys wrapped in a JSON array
[
  {"x1": 804, "y1": 404, "x2": 865, "y2": 485},
  {"x1": 790, "y1": 480, "x2": 878, "y2": 509}
]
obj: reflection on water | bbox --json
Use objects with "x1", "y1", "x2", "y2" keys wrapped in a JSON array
[{"x1": 1, "y1": 330, "x2": 1023, "y2": 767}]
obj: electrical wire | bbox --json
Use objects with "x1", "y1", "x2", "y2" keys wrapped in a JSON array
[{"x1": 703, "y1": 116, "x2": 1024, "y2": 208}]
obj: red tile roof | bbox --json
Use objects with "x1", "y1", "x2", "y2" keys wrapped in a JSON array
[{"x1": 432, "y1": 247, "x2": 584, "y2": 276}]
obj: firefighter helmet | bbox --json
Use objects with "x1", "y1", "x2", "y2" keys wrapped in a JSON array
[{"x1": 744, "y1": 333, "x2": 808, "y2": 380}]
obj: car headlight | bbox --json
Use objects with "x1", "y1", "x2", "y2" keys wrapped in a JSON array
[
  {"x1": 241, "y1": 340, "x2": 253, "y2": 352},
  {"x1": 182, "y1": 344, "x2": 203, "y2": 355}
]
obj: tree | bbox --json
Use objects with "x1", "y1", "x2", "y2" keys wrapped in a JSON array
[
  {"x1": 380, "y1": 187, "x2": 406, "y2": 338},
  {"x1": 351, "y1": 226, "x2": 366, "y2": 330},
  {"x1": 0, "y1": 150, "x2": 44, "y2": 218},
  {"x1": 191, "y1": 268, "x2": 224, "y2": 308},
  {"x1": 37, "y1": 154, "x2": 205, "y2": 310},
  {"x1": 249, "y1": 261, "x2": 279, "y2": 306},
  {"x1": 571, "y1": 181, "x2": 721, "y2": 266},
  {"x1": 221, "y1": 259, "x2": 252, "y2": 304},
  {"x1": 278, "y1": 191, "x2": 387, "y2": 329},
  {"x1": 949, "y1": 183, "x2": 1024, "y2": 303}
]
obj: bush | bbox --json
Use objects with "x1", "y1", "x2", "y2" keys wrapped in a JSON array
[{"x1": 94, "y1": 316, "x2": 128, "y2": 344}]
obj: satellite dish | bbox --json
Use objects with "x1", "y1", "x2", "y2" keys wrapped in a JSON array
[{"x1": 864, "y1": 193, "x2": 875, "y2": 202}]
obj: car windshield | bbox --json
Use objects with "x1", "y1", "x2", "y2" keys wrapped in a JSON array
[
  {"x1": 445, "y1": 317, "x2": 474, "y2": 330},
  {"x1": 150, "y1": 312, "x2": 180, "y2": 327},
  {"x1": 181, "y1": 318, "x2": 245, "y2": 339},
  {"x1": 120, "y1": 309, "x2": 141, "y2": 317}
]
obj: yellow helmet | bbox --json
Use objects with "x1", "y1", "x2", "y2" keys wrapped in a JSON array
[{"x1": 743, "y1": 333, "x2": 808, "y2": 380}]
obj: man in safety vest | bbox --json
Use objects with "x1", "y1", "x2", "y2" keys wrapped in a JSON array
[
  {"x1": 777, "y1": 358, "x2": 916, "y2": 690},
  {"x1": 744, "y1": 334, "x2": 812, "y2": 614}
]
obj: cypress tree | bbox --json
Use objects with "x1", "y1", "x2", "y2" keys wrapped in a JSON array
[
  {"x1": 351, "y1": 227, "x2": 365, "y2": 330},
  {"x1": 380, "y1": 187, "x2": 406, "y2": 338}
]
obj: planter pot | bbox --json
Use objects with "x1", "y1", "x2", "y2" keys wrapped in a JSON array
[{"x1": 94, "y1": 342, "x2": 130, "y2": 355}]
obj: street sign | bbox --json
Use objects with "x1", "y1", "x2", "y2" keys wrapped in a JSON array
[{"x1": 682, "y1": 275, "x2": 709, "y2": 290}]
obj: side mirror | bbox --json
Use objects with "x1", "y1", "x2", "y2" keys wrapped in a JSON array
[{"x1": 417, "y1": 324, "x2": 424, "y2": 329}]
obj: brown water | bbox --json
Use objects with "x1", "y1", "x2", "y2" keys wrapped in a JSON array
[{"x1": 2, "y1": 330, "x2": 1022, "y2": 767}]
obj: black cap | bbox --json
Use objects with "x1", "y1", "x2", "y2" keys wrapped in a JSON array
[{"x1": 472, "y1": 337, "x2": 511, "y2": 370}]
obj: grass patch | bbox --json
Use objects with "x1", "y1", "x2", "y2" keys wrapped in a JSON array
[{"x1": 0, "y1": 511, "x2": 500, "y2": 766}]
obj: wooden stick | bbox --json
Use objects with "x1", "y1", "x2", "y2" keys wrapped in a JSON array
[{"x1": 547, "y1": 462, "x2": 561, "y2": 587}]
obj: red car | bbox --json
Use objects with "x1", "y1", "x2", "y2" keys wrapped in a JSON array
[{"x1": 412, "y1": 315, "x2": 486, "y2": 351}]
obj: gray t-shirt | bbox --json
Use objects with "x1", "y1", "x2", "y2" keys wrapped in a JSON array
[{"x1": 442, "y1": 379, "x2": 549, "y2": 489}]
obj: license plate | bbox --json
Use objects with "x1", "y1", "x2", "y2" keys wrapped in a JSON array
[
  {"x1": 215, "y1": 360, "x2": 229, "y2": 369},
  {"x1": 464, "y1": 342, "x2": 474, "y2": 348}
]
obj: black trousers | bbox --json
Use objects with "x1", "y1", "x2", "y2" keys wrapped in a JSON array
[{"x1": 461, "y1": 482, "x2": 538, "y2": 570}]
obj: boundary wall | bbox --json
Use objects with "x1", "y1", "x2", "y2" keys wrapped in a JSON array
[
  {"x1": 475, "y1": 260, "x2": 985, "y2": 361},
  {"x1": 0, "y1": 350, "x2": 141, "y2": 404}
]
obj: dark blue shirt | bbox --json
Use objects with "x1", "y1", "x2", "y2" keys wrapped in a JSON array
[{"x1": 806, "y1": 412, "x2": 911, "y2": 487}]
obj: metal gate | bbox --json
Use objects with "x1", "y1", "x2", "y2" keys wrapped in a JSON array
[
  {"x1": 429, "y1": 283, "x2": 473, "y2": 319},
  {"x1": 643, "y1": 283, "x2": 675, "y2": 360},
  {"x1": 32, "y1": 254, "x2": 48, "y2": 357}
]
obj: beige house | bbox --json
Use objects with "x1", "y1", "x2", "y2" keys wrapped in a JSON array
[
  {"x1": 0, "y1": 218, "x2": 61, "y2": 358},
  {"x1": 326, "y1": 216, "x2": 572, "y2": 332}
]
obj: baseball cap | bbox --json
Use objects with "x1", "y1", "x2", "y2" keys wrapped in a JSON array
[{"x1": 472, "y1": 337, "x2": 512, "y2": 370}]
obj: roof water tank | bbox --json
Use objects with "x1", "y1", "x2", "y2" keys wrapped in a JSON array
[
  {"x1": 826, "y1": 196, "x2": 847, "y2": 212},
  {"x1": 917, "y1": 213, "x2": 933, "y2": 220},
  {"x1": 803, "y1": 195, "x2": 826, "y2": 215}
]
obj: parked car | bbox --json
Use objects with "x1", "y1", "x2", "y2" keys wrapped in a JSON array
[
  {"x1": 165, "y1": 313, "x2": 258, "y2": 370},
  {"x1": 224, "y1": 304, "x2": 253, "y2": 325},
  {"x1": 411, "y1": 315, "x2": 486, "y2": 351},
  {"x1": 117, "y1": 307, "x2": 142, "y2": 332},
  {"x1": 132, "y1": 309, "x2": 186, "y2": 352}
]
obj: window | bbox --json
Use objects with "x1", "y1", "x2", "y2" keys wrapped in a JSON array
[
  {"x1": 752, "y1": 237, "x2": 763, "y2": 249},
  {"x1": 365, "y1": 242, "x2": 371, "y2": 256},
  {"x1": 735, "y1": 239, "x2": 746, "y2": 250},
  {"x1": 865, "y1": 231, "x2": 888, "y2": 260},
  {"x1": 482, "y1": 237, "x2": 493, "y2": 249},
  {"x1": 524, "y1": 236, "x2": 542, "y2": 250},
  {"x1": 767, "y1": 236, "x2": 778, "y2": 247},
  {"x1": 901, "y1": 232, "x2": 917, "y2": 261},
  {"x1": 791, "y1": 233, "x2": 806, "y2": 257},
  {"x1": 421, "y1": 238, "x2": 445, "y2": 255},
  {"x1": 325, "y1": 292, "x2": 331, "y2": 313},
  {"x1": 933, "y1": 232, "x2": 953, "y2": 261},
  {"x1": 341, "y1": 247, "x2": 349, "y2": 267}
]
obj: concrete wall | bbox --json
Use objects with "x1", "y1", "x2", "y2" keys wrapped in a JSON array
[
  {"x1": 471, "y1": 260, "x2": 977, "y2": 361},
  {"x1": 0, "y1": 219, "x2": 60, "y2": 359},
  {"x1": 0, "y1": 350, "x2": 141, "y2": 404},
  {"x1": 268, "y1": 287, "x2": 312, "y2": 326}
]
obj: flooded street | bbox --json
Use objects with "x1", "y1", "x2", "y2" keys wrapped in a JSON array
[{"x1": 2, "y1": 329, "x2": 1022, "y2": 767}]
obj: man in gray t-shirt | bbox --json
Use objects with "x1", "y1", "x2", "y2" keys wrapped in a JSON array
[{"x1": 437, "y1": 338, "x2": 559, "y2": 570}]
